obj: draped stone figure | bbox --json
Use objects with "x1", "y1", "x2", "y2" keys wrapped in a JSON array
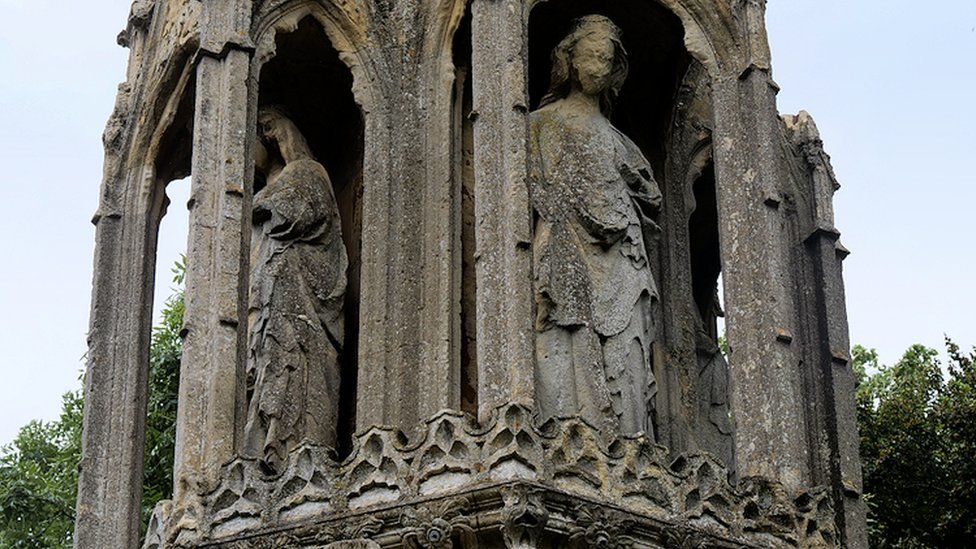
[
  {"x1": 530, "y1": 15, "x2": 661, "y2": 437},
  {"x1": 244, "y1": 106, "x2": 348, "y2": 474},
  {"x1": 695, "y1": 289, "x2": 734, "y2": 465}
]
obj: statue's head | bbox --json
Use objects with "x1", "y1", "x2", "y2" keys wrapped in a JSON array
[
  {"x1": 541, "y1": 15, "x2": 629, "y2": 116},
  {"x1": 257, "y1": 105, "x2": 292, "y2": 146},
  {"x1": 254, "y1": 107, "x2": 283, "y2": 178},
  {"x1": 256, "y1": 105, "x2": 313, "y2": 167}
]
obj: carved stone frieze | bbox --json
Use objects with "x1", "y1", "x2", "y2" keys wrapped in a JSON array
[
  {"x1": 196, "y1": 512, "x2": 384, "y2": 549},
  {"x1": 565, "y1": 504, "x2": 637, "y2": 548},
  {"x1": 662, "y1": 526, "x2": 712, "y2": 549},
  {"x1": 145, "y1": 404, "x2": 836, "y2": 548}
]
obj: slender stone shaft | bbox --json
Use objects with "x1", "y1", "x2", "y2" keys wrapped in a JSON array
[
  {"x1": 355, "y1": 7, "x2": 465, "y2": 431},
  {"x1": 712, "y1": 65, "x2": 811, "y2": 489},
  {"x1": 75, "y1": 168, "x2": 159, "y2": 549},
  {"x1": 173, "y1": 48, "x2": 252, "y2": 497},
  {"x1": 470, "y1": 0, "x2": 536, "y2": 423}
]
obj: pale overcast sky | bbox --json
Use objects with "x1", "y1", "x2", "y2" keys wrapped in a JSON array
[{"x1": 0, "y1": 0, "x2": 973, "y2": 445}]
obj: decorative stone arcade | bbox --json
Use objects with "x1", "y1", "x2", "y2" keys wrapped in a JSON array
[{"x1": 75, "y1": 0, "x2": 866, "y2": 547}]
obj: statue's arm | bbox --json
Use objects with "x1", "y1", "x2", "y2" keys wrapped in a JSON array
[
  {"x1": 257, "y1": 166, "x2": 330, "y2": 240},
  {"x1": 620, "y1": 149, "x2": 663, "y2": 235},
  {"x1": 634, "y1": 171, "x2": 662, "y2": 209},
  {"x1": 624, "y1": 158, "x2": 662, "y2": 211},
  {"x1": 631, "y1": 174, "x2": 663, "y2": 235},
  {"x1": 614, "y1": 129, "x2": 662, "y2": 213}
]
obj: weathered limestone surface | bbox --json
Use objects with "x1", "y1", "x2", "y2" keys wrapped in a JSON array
[
  {"x1": 782, "y1": 112, "x2": 866, "y2": 548},
  {"x1": 711, "y1": 65, "x2": 811, "y2": 487},
  {"x1": 470, "y1": 0, "x2": 536, "y2": 421},
  {"x1": 76, "y1": 2, "x2": 200, "y2": 547},
  {"x1": 77, "y1": 0, "x2": 867, "y2": 547}
]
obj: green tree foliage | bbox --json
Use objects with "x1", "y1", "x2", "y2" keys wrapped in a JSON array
[
  {"x1": 0, "y1": 392, "x2": 82, "y2": 548},
  {"x1": 937, "y1": 340, "x2": 976, "y2": 543},
  {"x1": 0, "y1": 260, "x2": 185, "y2": 548},
  {"x1": 854, "y1": 339, "x2": 976, "y2": 548},
  {"x1": 141, "y1": 258, "x2": 185, "y2": 527}
]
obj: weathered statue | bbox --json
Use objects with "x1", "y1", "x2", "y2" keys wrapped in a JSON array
[
  {"x1": 530, "y1": 15, "x2": 661, "y2": 437},
  {"x1": 244, "y1": 106, "x2": 347, "y2": 474},
  {"x1": 695, "y1": 288, "x2": 734, "y2": 466}
]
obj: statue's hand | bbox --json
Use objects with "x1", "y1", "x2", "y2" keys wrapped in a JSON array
[
  {"x1": 622, "y1": 165, "x2": 662, "y2": 209},
  {"x1": 632, "y1": 192, "x2": 662, "y2": 223},
  {"x1": 643, "y1": 218, "x2": 662, "y2": 234}
]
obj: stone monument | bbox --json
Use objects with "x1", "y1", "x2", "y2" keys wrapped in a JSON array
[{"x1": 76, "y1": 0, "x2": 866, "y2": 547}]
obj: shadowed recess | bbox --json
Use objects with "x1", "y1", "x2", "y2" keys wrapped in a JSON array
[{"x1": 257, "y1": 16, "x2": 364, "y2": 456}]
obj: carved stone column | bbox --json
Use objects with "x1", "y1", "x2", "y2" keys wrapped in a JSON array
[
  {"x1": 75, "y1": 13, "x2": 161, "y2": 549},
  {"x1": 785, "y1": 112, "x2": 868, "y2": 548},
  {"x1": 353, "y1": 0, "x2": 467, "y2": 431},
  {"x1": 470, "y1": 0, "x2": 536, "y2": 423},
  {"x1": 806, "y1": 218, "x2": 867, "y2": 548},
  {"x1": 710, "y1": 0, "x2": 810, "y2": 489},
  {"x1": 173, "y1": 1, "x2": 254, "y2": 500},
  {"x1": 76, "y1": 105, "x2": 160, "y2": 549}
]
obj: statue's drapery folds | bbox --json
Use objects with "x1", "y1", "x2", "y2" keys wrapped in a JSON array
[
  {"x1": 529, "y1": 16, "x2": 660, "y2": 438},
  {"x1": 244, "y1": 107, "x2": 347, "y2": 473}
]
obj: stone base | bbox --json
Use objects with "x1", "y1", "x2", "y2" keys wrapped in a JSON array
[{"x1": 145, "y1": 406, "x2": 836, "y2": 548}]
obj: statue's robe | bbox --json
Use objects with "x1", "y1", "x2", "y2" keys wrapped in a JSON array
[
  {"x1": 695, "y1": 326, "x2": 734, "y2": 466},
  {"x1": 244, "y1": 157, "x2": 347, "y2": 473},
  {"x1": 529, "y1": 104, "x2": 661, "y2": 437}
]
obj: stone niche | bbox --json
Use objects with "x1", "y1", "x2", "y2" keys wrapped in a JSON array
[
  {"x1": 526, "y1": 0, "x2": 735, "y2": 468},
  {"x1": 250, "y1": 14, "x2": 365, "y2": 461},
  {"x1": 76, "y1": 0, "x2": 867, "y2": 548}
]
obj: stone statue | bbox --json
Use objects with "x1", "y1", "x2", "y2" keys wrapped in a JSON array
[
  {"x1": 529, "y1": 15, "x2": 661, "y2": 437},
  {"x1": 695, "y1": 288, "x2": 734, "y2": 466},
  {"x1": 243, "y1": 106, "x2": 348, "y2": 474}
]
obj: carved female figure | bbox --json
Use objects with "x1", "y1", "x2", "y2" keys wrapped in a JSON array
[
  {"x1": 530, "y1": 15, "x2": 661, "y2": 437},
  {"x1": 244, "y1": 106, "x2": 347, "y2": 473}
]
